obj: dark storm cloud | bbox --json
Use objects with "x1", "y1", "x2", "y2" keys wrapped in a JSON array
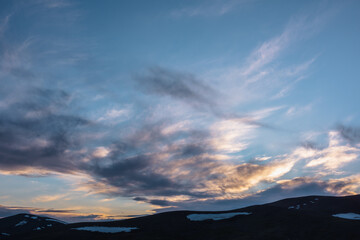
[
  {"x1": 337, "y1": 124, "x2": 360, "y2": 144},
  {"x1": 0, "y1": 87, "x2": 89, "y2": 174}
]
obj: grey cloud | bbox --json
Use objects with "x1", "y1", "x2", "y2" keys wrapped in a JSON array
[
  {"x1": 84, "y1": 116, "x2": 291, "y2": 201},
  {"x1": 338, "y1": 124, "x2": 360, "y2": 144},
  {"x1": 148, "y1": 199, "x2": 171, "y2": 206},
  {"x1": 133, "y1": 197, "x2": 171, "y2": 207},
  {"x1": 133, "y1": 197, "x2": 171, "y2": 206},
  {"x1": 84, "y1": 121, "x2": 222, "y2": 199},
  {"x1": 91, "y1": 155, "x2": 180, "y2": 195},
  {"x1": 301, "y1": 141, "x2": 319, "y2": 149},
  {"x1": 133, "y1": 197, "x2": 148, "y2": 202},
  {"x1": 35, "y1": 209, "x2": 75, "y2": 213},
  {"x1": 135, "y1": 67, "x2": 218, "y2": 112},
  {"x1": 66, "y1": 214, "x2": 100, "y2": 221},
  {"x1": 0, "y1": 87, "x2": 89, "y2": 174}
]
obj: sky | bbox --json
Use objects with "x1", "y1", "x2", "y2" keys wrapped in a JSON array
[{"x1": 0, "y1": 0, "x2": 360, "y2": 222}]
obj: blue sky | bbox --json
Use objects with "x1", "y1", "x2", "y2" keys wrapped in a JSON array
[{"x1": 0, "y1": 0, "x2": 360, "y2": 222}]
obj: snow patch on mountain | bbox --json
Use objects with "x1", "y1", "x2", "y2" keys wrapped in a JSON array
[
  {"x1": 333, "y1": 213, "x2": 360, "y2": 220},
  {"x1": 187, "y1": 212, "x2": 252, "y2": 221},
  {"x1": 73, "y1": 226, "x2": 138, "y2": 233},
  {"x1": 15, "y1": 220, "x2": 27, "y2": 227}
]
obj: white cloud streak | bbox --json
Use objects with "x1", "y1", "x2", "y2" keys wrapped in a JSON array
[{"x1": 171, "y1": 0, "x2": 249, "y2": 18}]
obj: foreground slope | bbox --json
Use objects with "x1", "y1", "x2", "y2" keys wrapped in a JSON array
[
  {"x1": 0, "y1": 214, "x2": 65, "y2": 237},
  {"x1": 1, "y1": 195, "x2": 360, "y2": 240}
]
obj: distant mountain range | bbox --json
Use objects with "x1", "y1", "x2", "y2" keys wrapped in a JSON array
[{"x1": 1, "y1": 195, "x2": 360, "y2": 239}]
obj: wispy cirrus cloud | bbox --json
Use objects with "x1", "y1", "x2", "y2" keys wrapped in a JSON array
[
  {"x1": 171, "y1": 0, "x2": 250, "y2": 18},
  {"x1": 215, "y1": 11, "x2": 330, "y2": 106},
  {"x1": 241, "y1": 12, "x2": 328, "y2": 77},
  {"x1": 32, "y1": 194, "x2": 68, "y2": 203},
  {"x1": 135, "y1": 66, "x2": 279, "y2": 128},
  {"x1": 0, "y1": 14, "x2": 11, "y2": 39},
  {"x1": 33, "y1": 0, "x2": 73, "y2": 9}
]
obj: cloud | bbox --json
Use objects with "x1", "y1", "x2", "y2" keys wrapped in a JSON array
[
  {"x1": 135, "y1": 66, "x2": 218, "y2": 113},
  {"x1": 135, "y1": 66, "x2": 277, "y2": 128},
  {"x1": 0, "y1": 1, "x2": 353, "y2": 217},
  {"x1": 35, "y1": 209, "x2": 75, "y2": 213},
  {"x1": 133, "y1": 197, "x2": 171, "y2": 207},
  {"x1": 305, "y1": 131, "x2": 359, "y2": 170},
  {"x1": 92, "y1": 146, "x2": 111, "y2": 158},
  {"x1": 214, "y1": 12, "x2": 328, "y2": 106},
  {"x1": 34, "y1": 0, "x2": 72, "y2": 9},
  {"x1": 0, "y1": 37, "x2": 36, "y2": 82},
  {"x1": 171, "y1": 0, "x2": 247, "y2": 17},
  {"x1": 153, "y1": 175, "x2": 360, "y2": 212},
  {"x1": 285, "y1": 102, "x2": 314, "y2": 117},
  {"x1": 337, "y1": 124, "x2": 360, "y2": 144},
  {"x1": 76, "y1": 119, "x2": 298, "y2": 205},
  {"x1": 0, "y1": 87, "x2": 89, "y2": 175},
  {"x1": 0, "y1": 14, "x2": 11, "y2": 39},
  {"x1": 277, "y1": 175, "x2": 360, "y2": 196},
  {"x1": 242, "y1": 13, "x2": 327, "y2": 77},
  {"x1": 32, "y1": 194, "x2": 67, "y2": 203},
  {"x1": 97, "y1": 106, "x2": 131, "y2": 125}
]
